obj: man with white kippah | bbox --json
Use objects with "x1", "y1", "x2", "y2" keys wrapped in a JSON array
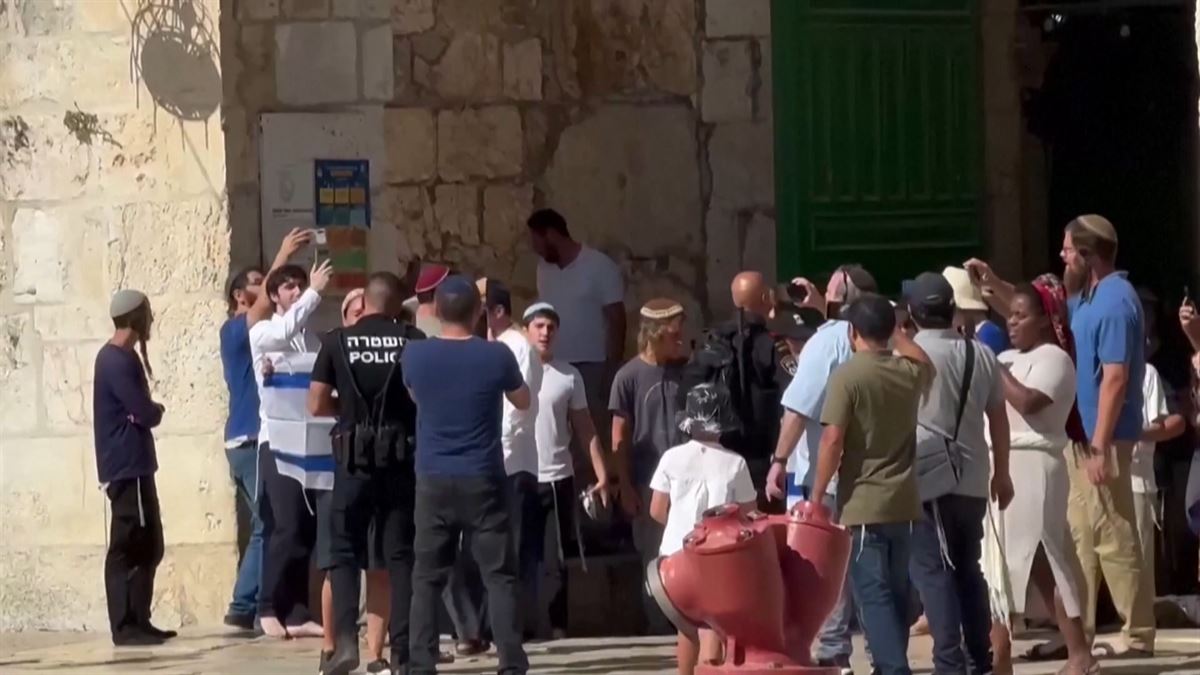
[
  {"x1": 966, "y1": 214, "x2": 1155, "y2": 657},
  {"x1": 94, "y1": 289, "x2": 175, "y2": 646},
  {"x1": 610, "y1": 297, "x2": 687, "y2": 634},
  {"x1": 521, "y1": 302, "x2": 611, "y2": 638}
]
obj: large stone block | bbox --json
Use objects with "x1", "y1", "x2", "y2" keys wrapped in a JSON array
[
  {"x1": 15, "y1": 0, "x2": 130, "y2": 34},
  {"x1": 503, "y1": 39, "x2": 543, "y2": 101},
  {"x1": 11, "y1": 207, "x2": 109, "y2": 305},
  {"x1": 704, "y1": 207, "x2": 742, "y2": 316},
  {"x1": 0, "y1": 437, "x2": 105, "y2": 547},
  {"x1": 701, "y1": 40, "x2": 754, "y2": 123},
  {"x1": 241, "y1": 0, "x2": 281, "y2": 20},
  {"x1": 386, "y1": 186, "x2": 434, "y2": 261},
  {"x1": 706, "y1": 0, "x2": 771, "y2": 38},
  {"x1": 391, "y1": 0, "x2": 434, "y2": 34},
  {"x1": 0, "y1": 542, "x2": 237, "y2": 630},
  {"x1": 434, "y1": 184, "x2": 481, "y2": 246},
  {"x1": 284, "y1": 0, "x2": 330, "y2": 17},
  {"x1": 42, "y1": 342, "x2": 104, "y2": 431},
  {"x1": 142, "y1": 299, "x2": 228, "y2": 435},
  {"x1": 708, "y1": 121, "x2": 774, "y2": 208},
  {"x1": 34, "y1": 304, "x2": 112, "y2": 343},
  {"x1": 544, "y1": 105, "x2": 701, "y2": 254},
  {"x1": 483, "y1": 184, "x2": 535, "y2": 255},
  {"x1": 362, "y1": 24, "x2": 396, "y2": 101},
  {"x1": 384, "y1": 108, "x2": 436, "y2": 184},
  {"x1": 742, "y1": 212, "x2": 777, "y2": 279},
  {"x1": 275, "y1": 22, "x2": 358, "y2": 105},
  {"x1": 223, "y1": 106, "x2": 260, "y2": 187},
  {"x1": 0, "y1": 111, "x2": 226, "y2": 202},
  {"x1": 0, "y1": 37, "x2": 136, "y2": 112},
  {"x1": 11, "y1": 208, "x2": 67, "y2": 304},
  {"x1": 437, "y1": 107, "x2": 523, "y2": 181},
  {"x1": 0, "y1": 314, "x2": 40, "y2": 435},
  {"x1": 102, "y1": 200, "x2": 229, "y2": 297},
  {"x1": 155, "y1": 435, "x2": 240, "y2": 546},
  {"x1": 551, "y1": 0, "x2": 697, "y2": 98},
  {"x1": 234, "y1": 23, "x2": 278, "y2": 108},
  {"x1": 430, "y1": 32, "x2": 502, "y2": 101}
]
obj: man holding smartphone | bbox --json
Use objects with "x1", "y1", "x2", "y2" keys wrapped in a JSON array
[{"x1": 966, "y1": 214, "x2": 1155, "y2": 658}]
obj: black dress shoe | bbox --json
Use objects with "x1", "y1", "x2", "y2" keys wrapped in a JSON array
[
  {"x1": 112, "y1": 628, "x2": 165, "y2": 647},
  {"x1": 139, "y1": 624, "x2": 178, "y2": 640}
]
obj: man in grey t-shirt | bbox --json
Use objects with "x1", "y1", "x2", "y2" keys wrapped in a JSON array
[
  {"x1": 907, "y1": 272, "x2": 1013, "y2": 675},
  {"x1": 609, "y1": 298, "x2": 687, "y2": 634}
]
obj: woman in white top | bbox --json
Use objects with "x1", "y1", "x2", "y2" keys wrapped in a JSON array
[{"x1": 990, "y1": 279, "x2": 1097, "y2": 675}]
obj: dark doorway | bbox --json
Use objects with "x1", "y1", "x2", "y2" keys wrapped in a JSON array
[
  {"x1": 1023, "y1": 3, "x2": 1198, "y2": 299},
  {"x1": 1021, "y1": 0, "x2": 1200, "y2": 613}
]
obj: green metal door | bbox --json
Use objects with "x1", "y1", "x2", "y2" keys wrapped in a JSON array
[{"x1": 772, "y1": 0, "x2": 983, "y2": 294}]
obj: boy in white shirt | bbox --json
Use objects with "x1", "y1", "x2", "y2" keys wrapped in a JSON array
[
  {"x1": 522, "y1": 302, "x2": 611, "y2": 638},
  {"x1": 650, "y1": 383, "x2": 756, "y2": 675}
]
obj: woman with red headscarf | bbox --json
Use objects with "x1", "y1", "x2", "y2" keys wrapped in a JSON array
[{"x1": 987, "y1": 276, "x2": 1098, "y2": 675}]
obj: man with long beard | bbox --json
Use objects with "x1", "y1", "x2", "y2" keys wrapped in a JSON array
[{"x1": 967, "y1": 214, "x2": 1155, "y2": 658}]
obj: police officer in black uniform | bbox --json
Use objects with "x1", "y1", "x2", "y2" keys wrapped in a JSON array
[{"x1": 308, "y1": 272, "x2": 425, "y2": 675}]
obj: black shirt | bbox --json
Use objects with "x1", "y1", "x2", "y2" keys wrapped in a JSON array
[{"x1": 311, "y1": 315, "x2": 425, "y2": 431}]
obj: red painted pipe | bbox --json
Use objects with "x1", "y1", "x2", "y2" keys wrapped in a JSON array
[{"x1": 647, "y1": 501, "x2": 852, "y2": 674}]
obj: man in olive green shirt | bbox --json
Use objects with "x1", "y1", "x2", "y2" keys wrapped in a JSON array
[{"x1": 809, "y1": 294, "x2": 934, "y2": 675}]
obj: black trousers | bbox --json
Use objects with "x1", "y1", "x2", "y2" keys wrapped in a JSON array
[
  {"x1": 329, "y1": 460, "x2": 415, "y2": 662},
  {"x1": 517, "y1": 476, "x2": 575, "y2": 635},
  {"x1": 257, "y1": 444, "x2": 317, "y2": 625},
  {"x1": 411, "y1": 475, "x2": 528, "y2": 675},
  {"x1": 105, "y1": 475, "x2": 165, "y2": 635},
  {"x1": 508, "y1": 471, "x2": 540, "y2": 637},
  {"x1": 909, "y1": 494, "x2": 992, "y2": 675}
]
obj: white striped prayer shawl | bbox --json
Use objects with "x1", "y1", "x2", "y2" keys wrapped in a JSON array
[{"x1": 261, "y1": 352, "x2": 335, "y2": 491}]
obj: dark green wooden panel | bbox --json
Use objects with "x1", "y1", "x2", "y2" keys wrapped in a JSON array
[{"x1": 773, "y1": 0, "x2": 983, "y2": 294}]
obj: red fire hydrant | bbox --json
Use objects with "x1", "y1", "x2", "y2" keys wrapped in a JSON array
[{"x1": 645, "y1": 501, "x2": 852, "y2": 674}]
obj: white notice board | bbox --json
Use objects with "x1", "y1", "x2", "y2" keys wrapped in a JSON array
[{"x1": 258, "y1": 109, "x2": 391, "y2": 274}]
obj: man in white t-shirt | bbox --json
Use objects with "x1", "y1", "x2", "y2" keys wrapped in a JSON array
[
  {"x1": 480, "y1": 279, "x2": 543, "y2": 638},
  {"x1": 521, "y1": 302, "x2": 611, "y2": 638},
  {"x1": 529, "y1": 209, "x2": 626, "y2": 466}
]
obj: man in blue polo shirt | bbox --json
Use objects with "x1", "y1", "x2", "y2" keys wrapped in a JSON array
[{"x1": 966, "y1": 214, "x2": 1154, "y2": 657}]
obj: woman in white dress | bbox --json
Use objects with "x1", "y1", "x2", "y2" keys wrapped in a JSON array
[{"x1": 990, "y1": 279, "x2": 1098, "y2": 675}]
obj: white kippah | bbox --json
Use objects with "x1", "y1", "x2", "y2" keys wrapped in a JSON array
[
  {"x1": 522, "y1": 302, "x2": 556, "y2": 322},
  {"x1": 109, "y1": 289, "x2": 148, "y2": 318}
]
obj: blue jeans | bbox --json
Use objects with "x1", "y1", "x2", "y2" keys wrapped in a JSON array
[
  {"x1": 848, "y1": 522, "x2": 914, "y2": 675},
  {"x1": 225, "y1": 443, "x2": 263, "y2": 618},
  {"x1": 791, "y1": 484, "x2": 854, "y2": 661},
  {"x1": 909, "y1": 495, "x2": 991, "y2": 675}
]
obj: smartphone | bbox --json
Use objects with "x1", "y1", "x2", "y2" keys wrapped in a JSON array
[
  {"x1": 313, "y1": 228, "x2": 329, "y2": 266},
  {"x1": 786, "y1": 281, "x2": 808, "y2": 303},
  {"x1": 1186, "y1": 285, "x2": 1194, "y2": 309}
]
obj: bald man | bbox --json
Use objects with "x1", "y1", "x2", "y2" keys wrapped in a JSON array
[{"x1": 680, "y1": 271, "x2": 789, "y2": 510}]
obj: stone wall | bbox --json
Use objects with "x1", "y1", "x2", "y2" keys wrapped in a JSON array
[
  {"x1": 0, "y1": 0, "x2": 234, "y2": 629},
  {"x1": 226, "y1": 0, "x2": 775, "y2": 334}
]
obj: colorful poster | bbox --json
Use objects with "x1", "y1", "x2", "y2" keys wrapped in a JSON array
[{"x1": 314, "y1": 159, "x2": 371, "y2": 291}]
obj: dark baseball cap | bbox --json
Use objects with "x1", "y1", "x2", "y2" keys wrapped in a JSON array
[
  {"x1": 768, "y1": 306, "x2": 821, "y2": 342},
  {"x1": 907, "y1": 272, "x2": 955, "y2": 315}
]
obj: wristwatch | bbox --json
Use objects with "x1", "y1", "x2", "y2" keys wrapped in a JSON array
[{"x1": 771, "y1": 456, "x2": 788, "y2": 467}]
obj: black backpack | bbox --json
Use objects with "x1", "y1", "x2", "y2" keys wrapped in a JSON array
[{"x1": 678, "y1": 318, "x2": 751, "y2": 437}]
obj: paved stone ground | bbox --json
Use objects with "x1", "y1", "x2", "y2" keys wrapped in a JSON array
[{"x1": 1, "y1": 629, "x2": 1198, "y2": 674}]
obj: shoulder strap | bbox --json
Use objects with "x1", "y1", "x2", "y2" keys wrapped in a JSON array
[{"x1": 950, "y1": 338, "x2": 975, "y2": 442}]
